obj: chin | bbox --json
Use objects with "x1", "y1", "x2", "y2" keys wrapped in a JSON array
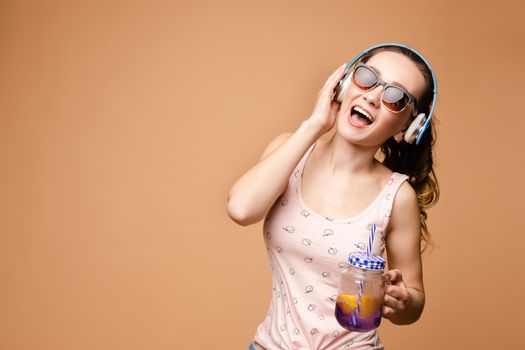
[
  {"x1": 339, "y1": 113, "x2": 401, "y2": 147},
  {"x1": 336, "y1": 122, "x2": 389, "y2": 149},
  {"x1": 335, "y1": 123, "x2": 368, "y2": 145}
]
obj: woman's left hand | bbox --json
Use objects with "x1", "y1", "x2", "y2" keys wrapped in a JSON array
[{"x1": 382, "y1": 269, "x2": 411, "y2": 319}]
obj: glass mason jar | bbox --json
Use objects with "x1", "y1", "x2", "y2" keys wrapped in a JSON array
[{"x1": 335, "y1": 252, "x2": 386, "y2": 332}]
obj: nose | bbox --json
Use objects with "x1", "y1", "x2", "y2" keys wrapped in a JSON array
[{"x1": 363, "y1": 85, "x2": 383, "y2": 108}]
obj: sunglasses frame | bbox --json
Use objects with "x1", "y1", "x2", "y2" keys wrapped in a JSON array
[{"x1": 352, "y1": 61, "x2": 419, "y2": 117}]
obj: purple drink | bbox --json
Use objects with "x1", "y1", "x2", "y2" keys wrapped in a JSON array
[{"x1": 335, "y1": 294, "x2": 382, "y2": 332}]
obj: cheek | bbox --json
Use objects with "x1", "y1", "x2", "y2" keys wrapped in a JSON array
[
  {"x1": 339, "y1": 93, "x2": 352, "y2": 110},
  {"x1": 340, "y1": 87, "x2": 362, "y2": 111},
  {"x1": 399, "y1": 111, "x2": 413, "y2": 129},
  {"x1": 379, "y1": 111, "x2": 412, "y2": 131}
]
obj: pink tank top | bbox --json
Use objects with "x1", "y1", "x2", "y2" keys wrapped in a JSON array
[{"x1": 253, "y1": 142, "x2": 409, "y2": 350}]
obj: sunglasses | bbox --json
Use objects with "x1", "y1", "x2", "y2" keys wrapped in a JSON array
[{"x1": 352, "y1": 61, "x2": 418, "y2": 116}]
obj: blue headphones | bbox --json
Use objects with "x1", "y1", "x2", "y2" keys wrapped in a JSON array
[{"x1": 333, "y1": 43, "x2": 437, "y2": 146}]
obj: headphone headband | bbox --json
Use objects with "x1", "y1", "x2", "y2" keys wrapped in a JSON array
[{"x1": 344, "y1": 43, "x2": 437, "y2": 145}]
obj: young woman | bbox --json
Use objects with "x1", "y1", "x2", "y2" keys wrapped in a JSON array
[{"x1": 227, "y1": 44, "x2": 439, "y2": 350}]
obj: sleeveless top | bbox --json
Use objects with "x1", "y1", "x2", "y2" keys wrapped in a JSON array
[{"x1": 253, "y1": 142, "x2": 409, "y2": 350}]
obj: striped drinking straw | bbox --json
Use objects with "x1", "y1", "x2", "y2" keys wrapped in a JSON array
[
  {"x1": 367, "y1": 224, "x2": 376, "y2": 257},
  {"x1": 357, "y1": 224, "x2": 376, "y2": 317}
]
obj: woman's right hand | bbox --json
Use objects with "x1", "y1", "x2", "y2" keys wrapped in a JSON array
[{"x1": 306, "y1": 62, "x2": 348, "y2": 136}]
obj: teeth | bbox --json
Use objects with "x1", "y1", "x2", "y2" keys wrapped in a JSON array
[{"x1": 354, "y1": 106, "x2": 372, "y2": 123}]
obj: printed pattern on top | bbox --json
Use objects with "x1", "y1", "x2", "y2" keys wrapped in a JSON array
[{"x1": 254, "y1": 142, "x2": 409, "y2": 350}]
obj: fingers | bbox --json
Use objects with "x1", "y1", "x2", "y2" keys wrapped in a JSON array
[
  {"x1": 307, "y1": 62, "x2": 348, "y2": 134},
  {"x1": 327, "y1": 63, "x2": 348, "y2": 84},
  {"x1": 382, "y1": 284, "x2": 410, "y2": 319},
  {"x1": 330, "y1": 99, "x2": 341, "y2": 114},
  {"x1": 384, "y1": 269, "x2": 404, "y2": 286},
  {"x1": 320, "y1": 63, "x2": 348, "y2": 92},
  {"x1": 383, "y1": 294, "x2": 407, "y2": 318},
  {"x1": 385, "y1": 284, "x2": 410, "y2": 303},
  {"x1": 382, "y1": 305, "x2": 395, "y2": 319}
]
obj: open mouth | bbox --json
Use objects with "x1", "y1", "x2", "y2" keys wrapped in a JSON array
[{"x1": 349, "y1": 106, "x2": 373, "y2": 127}]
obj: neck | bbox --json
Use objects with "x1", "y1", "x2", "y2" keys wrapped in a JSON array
[{"x1": 319, "y1": 132, "x2": 380, "y2": 177}]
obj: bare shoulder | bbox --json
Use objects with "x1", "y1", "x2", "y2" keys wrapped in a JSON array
[
  {"x1": 374, "y1": 163, "x2": 417, "y2": 208},
  {"x1": 393, "y1": 181, "x2": 419, "y2": 213},
  {"x1": 389, "y1": 180, "x2": 420, "y2": 232},
  {"x1": 260, "y1": 132, "x2": 293, "y2": 160}
]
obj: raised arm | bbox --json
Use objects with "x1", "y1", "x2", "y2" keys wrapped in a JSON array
[
  {"x1": 226, "y1": 62, "x2": 348, "y2": 226},
  {"x1": 226, "y1": 121, "x2": 320, "y2": 226}
]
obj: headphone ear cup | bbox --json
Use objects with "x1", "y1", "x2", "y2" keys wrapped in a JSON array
[
  {"x1": 404, "y1": 113, "x2": 427, "y2": 144},
  {"x1": 333, "y1": 71, "x2": 353, "y2": 103}
]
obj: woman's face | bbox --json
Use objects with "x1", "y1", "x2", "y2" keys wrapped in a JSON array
[{"x1": 336, "y1": 51, "x2": 427, "y2": 147}]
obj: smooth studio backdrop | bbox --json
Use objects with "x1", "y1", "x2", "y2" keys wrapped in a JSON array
[{"x1": 1, "y1": 1, "x2": 524, "y2": 349}]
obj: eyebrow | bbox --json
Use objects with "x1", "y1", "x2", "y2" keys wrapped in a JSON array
[{"x1": 368, "y1": 64, "x2": 411, "y2": 93}]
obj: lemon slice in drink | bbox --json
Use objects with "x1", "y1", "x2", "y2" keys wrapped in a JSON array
[
  {"x1": 358, "y1": 295, "x2": 380, "y2": 318},
  {"x1": 336, "y1": 294, "x2": 358, "y2": 314},
  {"x1": 336, "y1": 294, "x2": 380, "y2": 318}
]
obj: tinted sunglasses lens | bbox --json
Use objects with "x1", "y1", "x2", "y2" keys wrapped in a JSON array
[
  {"x1": 383, "y1": 86, "x2": 409, "y2": 112},
  {"x1": 353, "y1": 66, "x2": 377, "y2": 90}
]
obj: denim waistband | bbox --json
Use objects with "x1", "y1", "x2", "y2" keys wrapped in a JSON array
[{"x1": 248, "y1": 342, "x2": 256, "y2": 350}]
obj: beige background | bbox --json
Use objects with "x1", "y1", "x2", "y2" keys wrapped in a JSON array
[{"x1": 1, "y1": 1, "x2": 524, "y2": 349}]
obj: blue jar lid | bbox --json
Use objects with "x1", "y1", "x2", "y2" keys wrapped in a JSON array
[{"x1": 348, "y1": 252, "x2": 385, "y2": 270}]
